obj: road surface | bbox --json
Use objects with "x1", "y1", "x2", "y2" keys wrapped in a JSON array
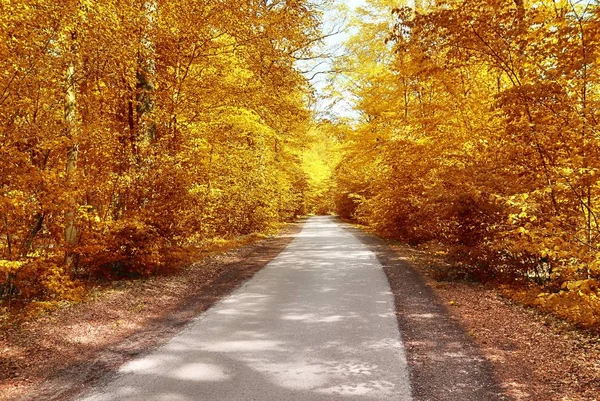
[{"x1": 77, "y1": 216, "x2": 413, "y2": 401}]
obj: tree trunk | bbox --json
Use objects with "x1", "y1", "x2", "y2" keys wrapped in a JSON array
[
  {"x1": 64, "y1": 31, "x2": 80, "y2": 270},
  {"x1": 21, "y1": 213, "x2": 44, "y2": 257},
  {"x1": 3, "y1": 215, "x2": 12, "y2": 258}
]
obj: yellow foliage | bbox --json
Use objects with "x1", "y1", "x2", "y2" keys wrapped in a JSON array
[
  {"x1": 300, "y1": 122, "x2": 345, "y2": 214},
  {"x1": 41, "y1": 264, "x2": 84, "y2": 301},
  {"x1": 330, "y1": 0, "x2": 600, "y2": 328},
  {"x1": 0, "y1": 260, "x2": 25, "y2": 274},
  {"x1": 0, "y1": 0, "x2": 323, "y2": 302}
]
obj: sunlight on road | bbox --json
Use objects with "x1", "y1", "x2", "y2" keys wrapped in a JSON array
[{"x1": 77, "y1": 217, "x2": 411, "y2": 401}]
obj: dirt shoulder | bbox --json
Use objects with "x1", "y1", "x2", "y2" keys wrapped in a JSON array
[
  {"x1": 403, "y1": 249, "x2": 600, "y2": 401},
  {"x1": 0, "y1": 221, "x2": 303, "y2": 401},
  {"x1": 350, "y1": 222, "x2": 600, "y2": 401}
]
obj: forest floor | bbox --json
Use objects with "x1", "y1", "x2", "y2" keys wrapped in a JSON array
[
  {"x1": 383, "y1": 240, "x2": 600, "y2": 401},
  {"x1": 0, "y1": 221, "x2": 303, "y2": 401}
]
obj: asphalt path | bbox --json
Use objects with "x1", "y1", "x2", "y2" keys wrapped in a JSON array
[{"x1": 76, "y1": 216, "x2": 413, "y2": 401}]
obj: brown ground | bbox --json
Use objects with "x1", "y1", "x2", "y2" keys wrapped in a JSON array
[
  {"x1": 0, "y1": 221, "x2": 302, "y2": 401},
  {"x1": 387, "y1": 241, "x2": 600, "y2": 401}
]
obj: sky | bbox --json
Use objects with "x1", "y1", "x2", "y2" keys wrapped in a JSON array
[{"x1": 300, "y1": 0, "x2": 367, "y2": 119}]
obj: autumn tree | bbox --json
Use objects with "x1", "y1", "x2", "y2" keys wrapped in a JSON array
[
  {"x1": 334, "y1": 0, "x2": 600, "y2": 317},
  {"x1": 0, "y1": 0, "x2": 324, "y2": 302}
]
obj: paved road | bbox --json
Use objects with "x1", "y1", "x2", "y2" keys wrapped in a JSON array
[{"x1": 77, "y1": 216, "x2": 412, "y2": 401}]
